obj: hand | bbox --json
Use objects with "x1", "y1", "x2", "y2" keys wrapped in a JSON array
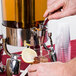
[
  {"x1": 28, "y1": 58, "x2": 76, "y2": 76},
  {"x1": 28, "y1": 62, "x2": 68, "y2": 76},
  {"x1": 44, "y1": 0, "x2": 76, "y2": 20},
  {"x1": 47, "y1": 0, "x2": 56, "y2": 9}
]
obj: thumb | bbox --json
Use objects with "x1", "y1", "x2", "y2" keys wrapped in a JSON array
[{"x1": 43, "y1": 0, "x2": 64, "y2": 17}]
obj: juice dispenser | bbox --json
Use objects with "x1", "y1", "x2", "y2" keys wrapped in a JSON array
[
  {"x1": 2, "y1": 0, "x2": 47, "y2": 47},
  {"x1": 1, "y1": 0, "x2": 57, "y2": 76},
  {"x1": 1, "y1": 0, "x2": 51, "y2": 76}
]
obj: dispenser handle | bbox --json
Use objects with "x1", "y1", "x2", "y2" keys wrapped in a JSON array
[
  {"x1": 43, "y1": 18, "x2": 49, "y2": 26},
  {"x1": 2, "y1": 38, "x2": 21, "y2": 57},
  {"x1": 3, "y1": 38, "x2": 11, "y2": 57}
]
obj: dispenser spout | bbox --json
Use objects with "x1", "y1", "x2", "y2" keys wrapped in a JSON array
[{"x1": 43, "y1": 18, "x2": 49, "y2": 26}]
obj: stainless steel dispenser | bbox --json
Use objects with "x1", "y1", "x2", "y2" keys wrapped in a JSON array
[
  {"x1": 2, "y1": 0, "x2": 36, "y2": 46},
  {"x1": 1, "y1": 0, "x2": 57, "y2": 76},
  {"x1": 2, "y1": 0, "x2": 47, "y2": 47},
  {"x1": 1, "y1": 0, "x2": 48, "y2": 76}
]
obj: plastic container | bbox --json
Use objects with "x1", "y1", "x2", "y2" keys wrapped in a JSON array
[
  {"x1": 48, "y1": 20, "x2": 71, "y2": 62},
  {"x1": 55, "y1": 24, "x2": 71, "y2": 62}
]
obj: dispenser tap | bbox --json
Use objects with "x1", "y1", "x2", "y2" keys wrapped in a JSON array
[
  {"x1": 48, "y1": 33, "x2": 57, "y2": 62},
  {"x1": 6, "y1": 54, "x2": 21, "y2": 76}
]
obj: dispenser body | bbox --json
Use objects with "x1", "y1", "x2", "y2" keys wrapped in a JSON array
[{"x1": 2, "y1": 0, "x2": 47, "y2": 47}]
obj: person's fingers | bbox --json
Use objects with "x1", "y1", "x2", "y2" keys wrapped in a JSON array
[
  {"x1": 28, "y1": 64, "x2": 39, "y2": 72},
  {"x1": 47, "y1": 9, "x2": 70, "y2": 19},
  {"x1": 48, "y1": 11, "x2": 64, "y2": 19},
  {"x1": 43, "y1": 0, "x2": 64, "y2": 17}
]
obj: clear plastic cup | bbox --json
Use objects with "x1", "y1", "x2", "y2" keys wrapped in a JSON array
[{"x1": 55, "y1": 24, "x2": 71, "y2": 62}]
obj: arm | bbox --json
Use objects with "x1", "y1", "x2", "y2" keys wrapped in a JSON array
[{"x1": 28, "y1": 58, "x2": 76, "y2": 76}]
